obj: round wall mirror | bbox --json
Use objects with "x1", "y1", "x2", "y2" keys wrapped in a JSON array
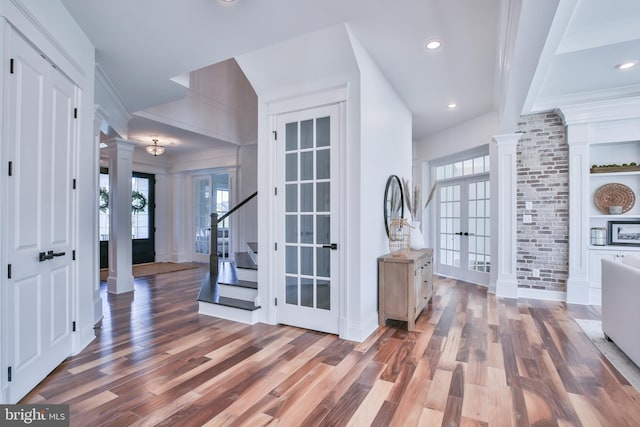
[{"x1": 383, "y1": 175, "x2": 404, "y2": 237}]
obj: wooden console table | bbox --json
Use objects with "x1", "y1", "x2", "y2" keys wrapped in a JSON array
[{"x1": 378, "y1": 249, "x2": 433, "y2": 331}]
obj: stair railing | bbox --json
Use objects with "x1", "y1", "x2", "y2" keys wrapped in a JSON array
[{"x1": 209, "y1": 191, "x2": 257, "y2": 280}]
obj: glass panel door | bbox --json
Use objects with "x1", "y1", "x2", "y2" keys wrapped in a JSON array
[
  {"x1": 437, "y1": 175, "x2": 490, "y2": 284},
  {"x1": 277, "y1": 104, "x2": 340, "y2": 334},
  {"x1": 193, "y1": 172, "x2": 230, "y2": 263}
]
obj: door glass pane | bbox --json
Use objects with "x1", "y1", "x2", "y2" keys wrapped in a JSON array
[
  {"x1": 286, "y1": 184, "x2": 297, "y2": 212},
  {"x1": 300, "y1": 278, "x2": 313, "y2": 307},
  {"x1": 301, "y1": 247, "x2": 313, "y2": 276},
  {"x1": 316, "y1": 149, "x2": 330, "y2": 179},
  {"x1": 195, "y1": 177, "x2": 210, "y2": 254},
  {"x1": 316, "y1": 215, "x2": 330, "y2": 244},
  {"x1": 286, "y1": 276, "x2": 298, "y2": 305},
  {"x1": 316, "y1": 182, "x2": 330, "y2": 212},
  {"x1": 301, "y1": 183, "x2": 313, "y2": 212},
  {"x1": 99, "y1": 173, "x2": 109, "y2": 241},
  {"x1": 317, "y1": 247, "x2": 330, "y2": 278},
  {"x1": 131, "y1": 176, "x2": 150, "y2": 239},
  {"x1": 301, "y1": 215, "x2": 313, "y2": 244},
  {"x1": 286, "y1": 246, "x2": 297, "y2": 274},
  {"x1": 301, "y1": 151, "x2": 313, "y2": 180},
  {"x1": 317, "y1": 280, "x2": 330, "y2": 310},
  {"x1": 286, "y1": 215, "x2": 298, "y2": 243},
  {"x1": 286, "y1": 153, "x2": 297, "y2": 181},
  {"x1": 301, "y1": 119, "x2": 313, "y2": 149},
  {"x1": 286, "y1": 122, "x2": 298, "y2": 151},
  {"x1": 316, "y1": 117, "x2": 330, "y2": 147}
]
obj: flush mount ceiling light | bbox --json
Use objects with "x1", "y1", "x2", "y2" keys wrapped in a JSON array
[
  {"x1": 146, "y1": 139, "x2": 165, "y2": 156},
  {"x1": 425, "y1": 39, "x2": 442, "y2": 50},
  {"x1": 447, "y1": 103, "x2": 457, "y2": 109},
  {"x1": 615, "y1": 61, "x2": 637, "y2": 70}
]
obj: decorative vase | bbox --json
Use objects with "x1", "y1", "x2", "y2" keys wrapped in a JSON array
[{"x1": 410, "y1": 220, "x2": 425, "y2": 250}]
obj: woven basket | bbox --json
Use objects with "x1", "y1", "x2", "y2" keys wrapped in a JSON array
[{"x1": 389, "y1": 218, "x2": 411, "y2": 257}]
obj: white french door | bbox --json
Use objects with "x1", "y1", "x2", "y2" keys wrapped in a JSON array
[
  {"x1": 193, "y1": 172, "x2": 232, "y2": 263},
  {"x1": 437, "y1": 174, "x2": 491, "y2": 285},
  {"x1": 5, "y1": 32, "x2": 76, "y2": 402},
  {"x1": 275, "y1": 104, "x2": 340, "y2": 334}
]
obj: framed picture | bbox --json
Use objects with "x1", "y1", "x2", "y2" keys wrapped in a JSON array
[{"x1": 607, "y1": 220, "x2": 640, "y2": 246}]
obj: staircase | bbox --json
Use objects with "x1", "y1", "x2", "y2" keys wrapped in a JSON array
[{"x1": 197, "y1": 242, "x2": 261, "y2": 324}]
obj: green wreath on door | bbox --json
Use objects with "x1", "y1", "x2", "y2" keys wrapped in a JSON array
[{"x1": 99, "y1": 187, "x2": 147, "y2": 214}]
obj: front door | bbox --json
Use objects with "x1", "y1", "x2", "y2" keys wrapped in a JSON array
[
  {"x1": 5, "y1": 32, "x2": 76, "y2": 402},
  {"x1": 437, "y1": 175, "x2": 491, "y2": 285},
  {"x1": 276, "y1": 104, "x2": 340, "y2": 334}
]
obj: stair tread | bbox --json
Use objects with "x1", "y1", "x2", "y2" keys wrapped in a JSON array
[{"x1": 235, "y1": 252, "x2": 257, "y2": 270}]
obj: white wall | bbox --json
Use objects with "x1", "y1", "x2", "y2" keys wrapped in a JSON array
[
  {"x1": 415, "y1": 112, "x2": 499, "y2": 162},
  {"x1": 237, "y1": 144, "x2": 258, "y2": 249},
  {"x1": 348, "y1": 28, "x2": 413, "y2": 341}
]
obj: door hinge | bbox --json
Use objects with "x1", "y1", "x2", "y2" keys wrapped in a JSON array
[
  {"x1": 274, "y1": 242, "x2": 278, "y2": 251},
  {"x1": 72, "y1": 178, "x2": 77, "y2": 189},
  {"x1": 73, "y1": 108, "x2": 78, "y2": 119},
  {"x1": 8, "y1": 161, "x2": 12, "y2": 176},
  {"x1": 274, "y1": 187, "x2": 278, "y2": 196},
  {"x1": 8, "y1": 366, "x2": 11, "y2": 382},
  {"x1": 275, "y1": 298, "x2": 278, "y2": 306},
  {"x1": 7, "y1": 264, "x2": 11, "y2": 279},
  {"x1": 72, "y1": 250, "x2": 76, "y2": 261},
  {"x1": 72, "y1": 321, "x2": 76, "y2": 332},
  {"x1": 272, "y1": 130, "x2": 277, "y2": 140},
  {"x1": 10, "y1": 58, "x2": 14, "y2": 74}
]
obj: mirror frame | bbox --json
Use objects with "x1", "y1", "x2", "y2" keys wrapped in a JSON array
[{"x1": 383, "y1": 174, "x2": 404, "y2": 237}]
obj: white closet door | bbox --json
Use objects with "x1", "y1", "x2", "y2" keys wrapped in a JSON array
[{"x1": 5, "y1": 30, "x2": 76, "y2": 403}]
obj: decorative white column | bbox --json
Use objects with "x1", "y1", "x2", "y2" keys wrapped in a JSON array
[
  {"x1": 565, "y1": 124, "x2": 591, "y2": 304},
  {"x1": 490, "y1": 133, "x2": 520, "y2": 298},
  {"x1": 171, "y1": 173, "x2": 187, "y2": 262},
  {"x1": 106, "y1": 138, "x2": 136, "y2": 294}
]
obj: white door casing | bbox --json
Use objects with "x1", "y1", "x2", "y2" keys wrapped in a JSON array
[
  {"x1": 275, "y1": 104, "x2": 341, "y2": 334},
  {"x1": 4, "y1": 31, "x2": 76, "y2": 402}
]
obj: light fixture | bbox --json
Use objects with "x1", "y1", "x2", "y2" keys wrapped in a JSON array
[
  {"x1": 146, "y1": 139, "x2": 165, "y2": 156},
  {"x1": 615, "y1": 61, "x2": 637, "y2": 70},
  {"x1": 425, "y1": 39, "x2": 442, "y2": 50},
  {"x1": 447, "y1": 103, "x2": 457, "y2": 109}
]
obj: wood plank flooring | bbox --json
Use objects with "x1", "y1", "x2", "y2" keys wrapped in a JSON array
[{"x1": 21, "y1": 267, "x2": 640, "y2": 426}]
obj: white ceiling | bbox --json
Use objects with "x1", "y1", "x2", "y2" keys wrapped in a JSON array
[{"x1": 61, "y1": 0, "x2": 640, "y2": 154}]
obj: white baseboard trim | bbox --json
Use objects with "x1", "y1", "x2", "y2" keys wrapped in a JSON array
[
  {"x1": 343, "y1": 313, "x2": 378, "y2": 343},
  {"x1": 589, "y1": 288, "x2": 602, "y2": 306},
  {"x1": 518, "y1": 287, "x2": 567, "y2": 302}
]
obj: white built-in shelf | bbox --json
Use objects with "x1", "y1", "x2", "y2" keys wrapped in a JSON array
[
  {"x1": 590, "y1": 171, "x2": 640, "y2": 177},
  {"x1": 590, "y1": 214, "x2": 640, "y2": 219}
]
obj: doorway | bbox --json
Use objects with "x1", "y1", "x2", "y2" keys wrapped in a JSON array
[
  {"x1": 99, "y1": 170, "x2": 156, "y2": 268},
  {"x1": 435, "y1": 153, "x2": 491, "y2": 285},
  {"x1": 193, "y1": 172, "x2": 231, "y2": 263},
  {"x1": 275, "y1": 104, "x2": 341, "y2": 334}
]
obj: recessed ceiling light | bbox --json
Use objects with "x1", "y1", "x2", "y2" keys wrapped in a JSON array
[
  {"x1": 615, "y1": 61, "x2": 637, "y2": 70},
  {"x1": 447, "y1": 103, "x2": 457, "y2": 109},
  {"x1": 425, "y1": 39, "x2": 441, "y2": 50}
]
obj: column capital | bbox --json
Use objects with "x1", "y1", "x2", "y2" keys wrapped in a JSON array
[
  {"x1": 492, "y1": 133, "x2": 521, "y2": 147},
  {"x1": 105, "y1": 138, "x2": 137, "y2": 153}
]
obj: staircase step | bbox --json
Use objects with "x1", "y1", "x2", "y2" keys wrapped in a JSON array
[
  {"x1": 219, "y1": 282, "x2": 257, "y2": 301},
  {"x1": 198, "y1": 300, "x2": 261, "y2": 324},
  {"x1": 235, "y1": 252, "x2": 257, "y2": 270}
]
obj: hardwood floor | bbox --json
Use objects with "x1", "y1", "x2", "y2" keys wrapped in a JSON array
[{"x1": 21, "y1": 267, "x2": 640, "y2": 426}]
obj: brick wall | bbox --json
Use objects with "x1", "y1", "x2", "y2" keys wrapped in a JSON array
[{"x1": 516, "y1": 112, "x2": 569, "y2": 292}]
